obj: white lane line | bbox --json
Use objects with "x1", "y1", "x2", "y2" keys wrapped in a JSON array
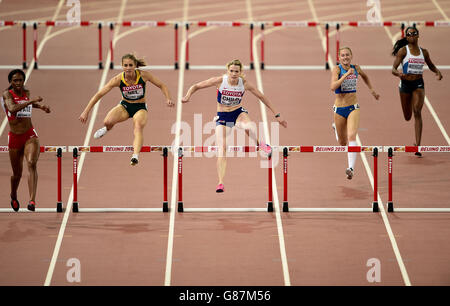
[
  {"x1": 43, "y1": 0, "x2": 128, "y2": 286},
  {"x1": 307, "y1": 0, "x2": 411, "y2": 286},
  {"x1": 0, "y1": 0, "x2": 65, "y2": 137},
  {"x1": 164, "y1": 0, "x2": 189, "y2": 287},
  {"x1": 247, "y1": 0, "x2": 291, "y2": 287}
]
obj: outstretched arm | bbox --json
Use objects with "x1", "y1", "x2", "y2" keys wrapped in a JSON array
[
  {"x1": 245, "y1": 81, "x2": 287, "y2": 128},
  {"x1": 423, "y1": 48, "x2": 443, "y2": 80},
  {"x1": 79, "y1": 75, "x2": 120, "y2": 123},
  {"x1": 182, "y1": 76, "x2": 222, "y2": 103},
  {"x1": 142, "y1": 71, "x2": 174, "y2": 107},
  {"x1": 356, "y1": 65, "x2": 380, "y2": 100}
]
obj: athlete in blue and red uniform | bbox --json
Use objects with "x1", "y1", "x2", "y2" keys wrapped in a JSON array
[
  {"x1": 182, "y1": 59, "x2": 287, "y2": 192},
  {"x1": 2, "y1": 69, "x2": 51, "y2": 211},
  {"x1": 79, "y1": 53, "x2": 173, "y2": 165},
  {"x1": 392, "y1": 27, "x2": 442, "y2": 156},
  {"x1": 330, "y1": 47, "x2": 379, "y2": 179}
]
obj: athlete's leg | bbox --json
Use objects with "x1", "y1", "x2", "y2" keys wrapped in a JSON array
[
  {"x1": 399, "y1": 91, "x2": 413, "y2": 121},
  {"x1": 333, "y1": 112, "x2": 348, "y2": 146},
  {"x1": 9, "y1": 148, "x2": 24, "y2": 200},
  {"x1": 132, "y1": 109, "x2": 148, "y2": 157},
  {"x1": 235, "y1": 112, "x2": 259, "y2": 146},
  {"x1": 411, "y1": 88, "x2": 425, "y2": 146},
  {"x1": 215, "y1": 124, "x2": 232, "y2": 187},
  {"x1": 24, "y1": 137, "x2": 40, "y2": 203},
  {"x1": 346, "y1": 108, "x2": 360, "y2": 172},
  {"x1": 103, "y1": 104, "x2": 130, "y2": 131}
]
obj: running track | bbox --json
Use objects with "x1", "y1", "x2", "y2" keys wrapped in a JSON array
[{"x1": 0, "y1": 0, "x2": 449, "y2": 289}]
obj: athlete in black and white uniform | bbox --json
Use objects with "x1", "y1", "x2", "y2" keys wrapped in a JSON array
[
  {"x1": 182, "y1": 59, "x2": 287, "y2": 192},
  {"x1": 392, "y1": 27, "x2": 443, "y2": 156}
]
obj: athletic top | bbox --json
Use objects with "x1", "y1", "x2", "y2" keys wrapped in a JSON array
[
  {"x1": 119, "y1": 70, "x2": 146, "y2": 101},
  {"x1": 402, "y1": 45, "x2": 425, "y2": 75},
  {"x1": 335, "y1": 64, "x2": 358, "y2": 94},
  {"x1": 1, "y1": 90, "x2": 32, "y2": 121},
  {"x1": 217, "y1": 75, "x2": 245, "y2": 107}
]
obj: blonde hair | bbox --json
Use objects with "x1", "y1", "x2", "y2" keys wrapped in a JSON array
[
  {"x1": 226, "y1": 59, "x2": 245, "y2": 78},
  {"x1": 122, "y1": 53, "x2": 146, "y2": 67},
  {"x1": 339, "y1": 46, "x2": 353, "y2": 56}
]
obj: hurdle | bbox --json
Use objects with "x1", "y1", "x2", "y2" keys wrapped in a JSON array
[
  {"x1": 384, "y1": 146, "x2": 450, "y2": 213},
  {"x1": 175, "y1": 145, "x2": 273, "y2": 213},
  {"x1": 0, "y1": 146, "x2": 66, "y2": 213},
  {"x1": 280, "y1": 146, "x2": 381, "y2": 213},
  {"x1": 68, "y1": 145, "x2": 170, "y2": 213},
  {"x1": 2, "y1": 19, "x2": 450, "y2": 71}
]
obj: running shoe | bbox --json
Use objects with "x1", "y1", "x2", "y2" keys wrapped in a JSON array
[
  {"x1": 346, "y1": 167, "x2": 354, "y2": 180},
  {"x1": 11, "y1": 197, "x2": 20, "y2": 212},
  {"x1": 27, "y1": 200, "x2": 36, "y2": 211},
  {"x1": 93, "y1": 127, "x2": 107, "y2": 139},
  {"x1": 130, "y1": 154, "x2": 139, "y2": 166},
  {"x1": 415, "y1": 152, "x2": 422, "y2": 157},
  {"x1": 259, "y1": 142, "x2": 272, "y2": 155},
  {"x1": 216, "y1": 184, "x2": 224, "y2": 193}
]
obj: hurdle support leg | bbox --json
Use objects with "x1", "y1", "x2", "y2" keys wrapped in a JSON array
[
  {"x1": 372, "y1": 147, "x2": 379, "y2": 212},
  {"x1": 267, "y1": 152, "x2": 273, "y2": 212},
  {"x1": 283, "y1": 147, "x2": 289, "y2": 212},
  {"x1": 98, "y1": 23, "x2": 103, "y2": 69},
  {"x1": 72, "y1": 148, "x2": 79, "y2": 213},
  {"x1": 33, "y1": 22, "x2": 38, "y2": 69},
  {"x1": 57, "y1": 148, "x2": 63, "y2": 212},
  {"x1": 250, "y1": 23, "x2": 254, "y2": 70},
  {"x1": 163, "y1": 147, "x2": 169, "y2": 212},
  {"x1": 260, "y1": 23, "x2": 265, "y2": 70},
  {"x1": 177, "y1": 147, "x2": 184, "y2": 212},
  {"x1": 185, "y1": 23, "x2": 189, "y2": 70},
  {"x1": 325, "y1": 23, "x2": 329, "y2": 70},
  {"x1": 22, "y1": 22, "x2": 27, "y2": 69},
  {"x1": 174, "y1": 23, "x2": 179, "y2": 70},
  {"x1": 387, "y1": 147, "x2": 394, "y2": 212}
]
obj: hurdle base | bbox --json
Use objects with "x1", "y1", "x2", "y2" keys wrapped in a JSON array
[
  {"x1": 325, "y1": 62, "x2": 330, "y2": 70},
  {"x1": 163, "y1": 201, "x2": 169, "y2": 212},
  {"x1": 372, "y1": 201, "x2": 379, "y2": 212},
  {"x1": 250, "y1": 62, "x2": 254, "y2": 70},
  {"x1": 267, "y1": 201, "x2": 273, "y2": 212},
  {"x1": 57, "y1": 202, "x2": 63, "y2": 213},
  {"x1": 388, "y1": 202, "x2": 394, "y2": 212},
  {"x1": 185, "y1": 62, "x2": 189, "y2": 70},
  {"x1": 22, "y1": 62, "x2": 27, "y2": 69},
  {"x1": 174, "y1": 62, "x2": 179, "y2": 70},
  {"x1": 283, "y1": 201, "x2": 289, "y2": 212},
  {"x1": 98, "y1": 62, "x2": 103, "y2": 69},
  {"x1": 34, "y1": 62, "x2": 38, "y2": 69},
  {"x1": 261, "y1": 62, "x2": 265, "y2": 70},
  {"x1": 178, "y1": 201, "x2": 184, "y2": 212},
  {"x1": 73, "y1": 202, "x2": 79, "y2": 213}
]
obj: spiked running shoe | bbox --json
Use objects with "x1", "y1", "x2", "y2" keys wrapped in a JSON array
[
  {"x1": 130, "y1": 154, "x2": 139, "y2": 166},
  {"x1": 11, "y1": 197, "x2": 20, "y2": 212},
  {"x1": 216, "y1": 184, "x2": 224, "y2": 193},
  {"x1": 94, "y1": 127, "x2": 107, "y2": 139},
  {"x1": 27, "y1": 200, "x2": 36, "y2": 211},
  {"x1": 259, "y1": 142, "x2": 272, "y2": 155},
  {"x1": 346, "y1": 167, "x2": 354, "y2": 180}
]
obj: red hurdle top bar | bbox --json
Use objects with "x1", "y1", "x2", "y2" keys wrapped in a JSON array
[{"x1": 2, "y1": 21, "x2": 450, "y2": 27}]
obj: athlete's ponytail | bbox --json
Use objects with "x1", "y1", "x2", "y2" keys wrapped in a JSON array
[
  {"x1": 122, "y1": 53, "x2": 147, "y2": 67},
  {"x1": 392, "y1": 26, "x2": 418, "y2": 56}
]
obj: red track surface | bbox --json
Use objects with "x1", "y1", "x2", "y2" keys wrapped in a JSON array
[{"x1": 1, "y1": 0, "x2": 449, "y2": 288}]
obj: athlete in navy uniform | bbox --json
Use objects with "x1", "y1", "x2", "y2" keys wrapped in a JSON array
[
  {"x1": 330, "y1": 47, "x2": 380, "y2": 179},
  {"x1": 182, "y1": 59, "x2": 287, "y2": 192},
  {"x1": 392, "y1": 27, "x2": 442, "y2": 156},
  {"x1": 79, "y1": 53, "x2": 174, "y2": 165}
]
